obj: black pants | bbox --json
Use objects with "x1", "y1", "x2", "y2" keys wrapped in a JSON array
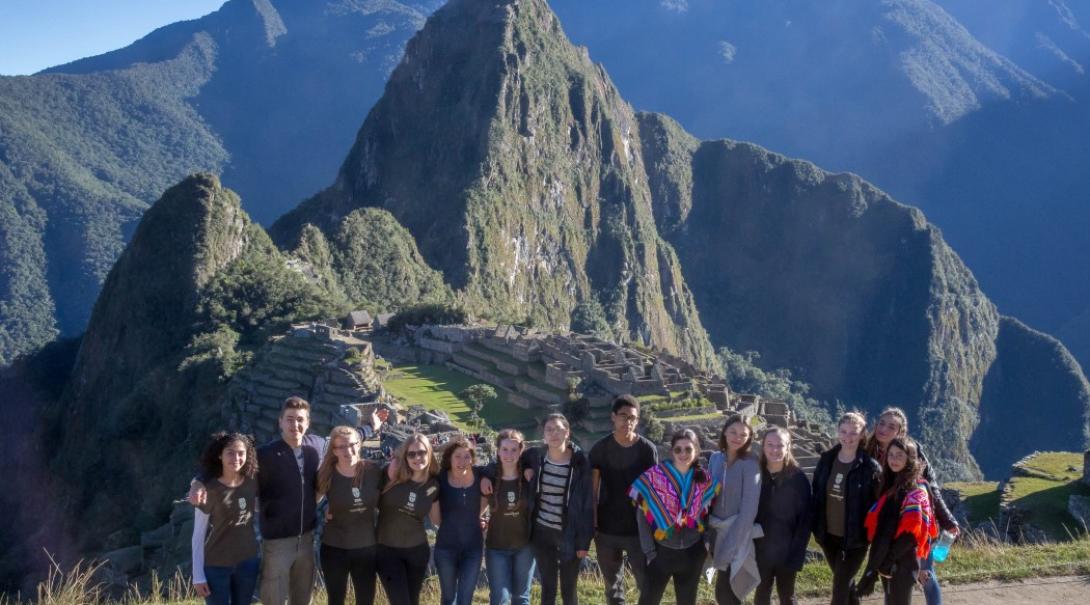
[
  {"x1": 753, "y1": 560, "x2": 798, "y2": 605},
  {"x1": 596, "y1": 532, "x2": 648, "y2": 605},
  {"x1": 820, "y1": 536, "x2": 868, "y2": 605},
  {"x1": 880, "y1": 565, "x2": 917, "y2": 605},
  {"x1": 531, "y1": 526, "x2": 580, "y2": 605},
  {"x1": 638, "y1": 541, "x2": 706, "y2": 605},
  {"x1": 715, "y1": 564, "x2": 742, "y2": 605},
  {"x1": 377, "y1": 543, "x2": 431, "y2": 605},
  {"x1": 320, "y1": 544, "x2": 377, "y2": 605}
]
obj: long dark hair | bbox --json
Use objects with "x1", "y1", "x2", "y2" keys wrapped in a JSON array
[
  {"x1": 670, "y1": 429, "x2": 707, "y2": 483},
  {"x1": 718, "y1": 414, "x2": 753, "y2": 458},
  {"x1": 863, "y1": 407, "x2": 909, "y2": 461},
  {"x1": 879, "y1": 436, "x2": 922, "y2": 496},
  {"x1": 200, "y1": 432, "x2": 257, "y2": 480}
]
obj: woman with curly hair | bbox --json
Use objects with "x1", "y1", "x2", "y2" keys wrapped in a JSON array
[
  {"x1": 855, "y1": 437, "x2": 937, "y2": 605},
  {"x1": 191, "y1": 432, "x2": 259, "y2": 605},
  {"x1": 433, "y1": 435, "x2": 487, "y2": 605},
  {"x1": 316, "y1": 426, "x2": 382, "y2": 605},
  {"x1": 864, "y1": 407, "x2": 960, "y2": 605}
]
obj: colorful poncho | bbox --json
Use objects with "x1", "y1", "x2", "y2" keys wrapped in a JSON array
[
  {"x1": 865, "y1": 479, "x2": 939, "y2": 559},
  {"x1": 628, "y1": 461, "x2": 721, "y2": 541}
]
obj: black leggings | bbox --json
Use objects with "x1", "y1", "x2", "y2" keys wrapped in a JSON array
[
  {"x1": 880, "y1": 566, "x2": 917, "y2": 605},
  {"x1": 531, "y1": 527, "x2": 580, "y2": 605},
  {"x1": 638, "y1": 541, "x2": 706, "y2": 605},
  {"x1": 377, "y1": 543, "x2": 431, "y2": 605},
  {"x1": 320, "y1": 544, "x2": 377, "y2": 605},
  {"x1": 820, "y1": 536, "x2": 868, "y2": 605},
  {"x1": 753, "y1": 561, "x2": 798, "y2": 605}
]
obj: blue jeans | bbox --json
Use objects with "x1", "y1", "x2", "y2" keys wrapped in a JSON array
[
  {"x1": 204, "y1": 556, "x2": 260, "y2": 605},
  {"x1": 486, "y1": 546, "x2": 536, "y2": 605},
  {"x1": 921, "y1": 550, "x2": 942, "y2": 605},
  {"x1": 433, "y1": 546, "x2": 483, "y2": 605}
]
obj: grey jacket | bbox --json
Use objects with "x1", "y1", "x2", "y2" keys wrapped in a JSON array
[{"x1": 706, "y1": 453, "x2": 761, "y2": 562}]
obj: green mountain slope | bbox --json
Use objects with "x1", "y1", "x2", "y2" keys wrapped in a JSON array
[{"x1": 273, "y1": 0, "x2": 718, "y2": 369}]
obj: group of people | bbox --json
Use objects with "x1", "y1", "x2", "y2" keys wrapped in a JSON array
[{"x1": 189, "y1": 394, "x2": 958, "y2": 605}]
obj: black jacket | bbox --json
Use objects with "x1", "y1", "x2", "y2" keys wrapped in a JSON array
[
  {"x1": 863, "y1": 486, "x2": 922, "y2": 577},
  {"x1": 918, "y1": 447, "x2": 958, "y2": 532},
  {"x1": 755, "y1": 466, "x2": 812, "y2": 571},
  {"x1": 811, "y1": 445, "x2": 882, "y2": 550},
  {"x1": 522, "y1": 445, "x2": 595, "y2": 561},
  {"x1": 256, "y1": 434, "x2": 323, "y2": 540}
]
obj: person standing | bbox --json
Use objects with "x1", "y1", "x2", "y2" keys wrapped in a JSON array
[
  {"x1": 191, "y1": 432, "x2": 260, "y2": 605},
  {"x1": 753, "y1": 427, "x2": 811, "y2": 605},
  {"x1": 190, "y1": 396, "x2": 326, "y2": 605},
  {"x1": 433, "y1": 436, "x2": 486, "y2": 605},
  {"x1": 708, "y1": 414, "x2": 762, "y2": 605},
  {"x1": 528, "y1": 413, "x2": 594, "y2": 605},
  {"x1": 855, "y1": 438, "x2": 937, "y2": 605},
  {"x1": 630, "y1": 429, "x2": 719, "y2": 605},
  {"x1": 484, "y1": 429, "x2": 536, "y2": 605},
  {"x1": 811, "y1": 412, "x2": 882, "y2": 605},
  {"x1": 376, "y1": 434, "x2": 441, "y2": 605},
  {"x1": 316, "y1": 426, "x2": 382, "y2": 605},
  {"x1": 864, "y1": 407, "x2": 959, "y2": 605},
  {"x1": 590, "y1": 395, "x2": 659, "y2": 605}
]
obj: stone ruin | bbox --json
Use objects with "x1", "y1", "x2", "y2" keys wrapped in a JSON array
[
  {"x1": 222, "y1": 321, "x2": 385, "y2": 442},
  {"x1": 401, "y1": 323, "x2": 832, "y2": 474}
]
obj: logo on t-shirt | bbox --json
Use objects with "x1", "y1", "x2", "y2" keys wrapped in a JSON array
[
  {"x1": 408, "y1": 490, "x2": 417, "y2": 509},
  {"x1": 507, "y1": 490, "x2": 516, "y2": 505},
  {"x1": 239, "y1": 497, "x2": 248, "y2": 510}
]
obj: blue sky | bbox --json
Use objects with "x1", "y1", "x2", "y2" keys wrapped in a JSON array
[{"x1": 0, "y1": 0, "x2": 226, "y2": 75}]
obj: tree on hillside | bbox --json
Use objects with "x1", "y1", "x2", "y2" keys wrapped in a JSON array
[{"x1": 461, "y1": 384, "x2": 497, "y2": 429}]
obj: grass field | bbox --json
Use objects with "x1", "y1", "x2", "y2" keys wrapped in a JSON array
[
  {"x1": 947, "y1": 480, "x2": 1002, "y2": 525},
  {"x1": 1002, "y1": 451, "x2": 1090, "y2": 539},
  {"x1": 381, "y1": 364, "x2": 537, "y2": 431},
  {"x1": 34, "y1": 534, "x2": 1090, "y2": 605}
]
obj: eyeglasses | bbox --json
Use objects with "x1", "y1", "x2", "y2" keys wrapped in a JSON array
[
  {"x1": 333, "y1": 442, "x2": 360, "y2": 451},
  {"x1": 672, "y1": 446, "x2": 694, "y2": 454},
  {"x1": 616, "y1": 413, "x2": 639, "y2": 422},
  {"x1": 406, "y1": 450, "x2": 429, "y2": 459}
]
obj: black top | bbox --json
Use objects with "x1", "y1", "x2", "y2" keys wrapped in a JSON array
[
  {"x1": 435, "y1": 469, "x2": 484, "y2": 550},
  {"x1": 754, "y1": 467, "x2": 812, "y2": 571},
  {"x1": 810, "y1": 445, "x2": 882, "y2": 550},
  {"x1": 486, "y1": 477, "x2": 532, "y2": 550},
  {"x1": 377, "y1": 476, "x2": 440, "y2": 548},
  {"x1": 256, "y1": 434, "x2": 324, "y2": 540},
  {"x1": 323, "y1": 464, "x2": 382, "y2": 549},
  {"x1": 589, "y1": 433, "x2": 658, "y2": 536}
]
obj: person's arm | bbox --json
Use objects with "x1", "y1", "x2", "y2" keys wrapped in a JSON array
[
  {"x1": 191, "y1": 509, "x2": 211, "y2": 595},
  {"x1": 429, "y1": 500, "x2": 441, "y2": 527},
  {"x1": 591, "y1": 468, "x2": 601, "y2": 530},
  {"x1": 788, "y1": 471, "x2": 813, "y2": 571},
  {"x1": 573, "y1": 464, "x2": 594, "y2": 556},
  {"x1": 187, "y1": 477, "x2": 208, "y2": 507},
  {"x1": 634, "y1": 504, "x2": 657, "y2": 562},
  {"x1": 720, "y1": 459, "x2": 762, "y2": 559}
]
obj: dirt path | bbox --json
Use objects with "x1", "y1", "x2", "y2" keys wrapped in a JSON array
[{"x1": 801, "y1": 575, "x2": 1090, "y2": 604}]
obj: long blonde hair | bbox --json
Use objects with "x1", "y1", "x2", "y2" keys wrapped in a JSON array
[
  {"x1": 759, "y1": 426, "x2": 799, "y2": 473},
  {"x1": 384, "y1": 433, "x2": 439, "y2": 493},
  {"x1": 317, "y1": 426, "x2": 369, "y2": 496}
]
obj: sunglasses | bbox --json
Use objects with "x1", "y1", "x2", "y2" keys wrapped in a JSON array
[
  {"x1": 673, "y1": 446, "x2": 694, "y2": 454},
  {"x1": 406, "y1": 450, "x2": 429, "y2": 460}
]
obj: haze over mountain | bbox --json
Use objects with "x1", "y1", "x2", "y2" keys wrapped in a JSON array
[
  {"x1": 548, "y1": 0, "x2": 1090, "y2": 370},
  {"x1": 0, "y1": 0, "x2": 441, "y2": 363}
]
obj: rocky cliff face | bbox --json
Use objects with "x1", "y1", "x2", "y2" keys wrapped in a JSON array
[
  {"x1": 274, "y1": 0, "x2": 718, "y2": 369},
  {"x1": 46, "y1": 174, "x2": 337, "y2": 549},
  {"x1": 639, "y1": 112, "x2": 1001, "y2": 477}
]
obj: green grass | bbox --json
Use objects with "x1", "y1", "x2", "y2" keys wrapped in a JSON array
[
  {"x1": 1004, "y1": 451, "x2": 1090, "y2": 540},
  {"x1": 381, "y1": 364, "x2": 535, "y2": 431},
  {"x1": 947, "y1": 480, "x2": 1001, "y2": 525}
]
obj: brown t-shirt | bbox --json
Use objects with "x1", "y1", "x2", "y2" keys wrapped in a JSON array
[
  {"x1": 198, "y1": 477, "x2": 259, "y2": 566},
  {"x1": 377, "y1": 477, "x2": 440, "y2": 548},
  {"x1": 323, "y1": 464, "x2": 382, "y2": 549},
  {"x1": 825, "y1": 458, "x2": 853, "y2": 537},
  {"x1": 486, "y1": 477, "x2": 530, "y2": 550}
]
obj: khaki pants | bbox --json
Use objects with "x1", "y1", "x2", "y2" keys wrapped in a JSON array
[{"x1": 260, "y1": 532, "x2": 315, "y2": 605}]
